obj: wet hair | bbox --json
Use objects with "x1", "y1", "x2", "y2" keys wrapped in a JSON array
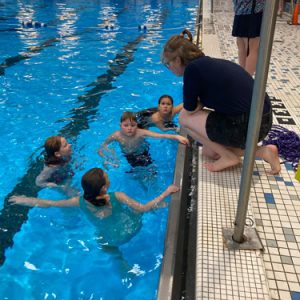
[
  {"x1": 81, "y1": 168, "x2": 107, "y2": 207},
  {"x1": 162, "y1": 29, "x2": 205, "y2": 66},
  {"x1": 120, "y1": 111, "x2": 137, "y2": 123},
  {"x1": 158, "y1": 94, "x2": 174, "y2": 105},
  {"x1": 44, "y1": 136, "x2": 64, "y2": 166}
]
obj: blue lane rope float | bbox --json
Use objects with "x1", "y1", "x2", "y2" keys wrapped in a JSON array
[{"x1": 262, "y1": 125, "x2": 300, "y2": 171}]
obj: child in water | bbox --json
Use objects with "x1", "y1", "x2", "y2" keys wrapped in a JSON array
[
  {"x1": 9, "y1": 167, "x2": 179, "y2": 246},
  {"x1": 36, "y1": 136, "x2": 76, "y2": 196},
  {"x1": 98, "y1": 111, "x2": 189, "y2": 168},
  {"x1": 136, "y1": 95, "x2": 183, "y2": 131}
]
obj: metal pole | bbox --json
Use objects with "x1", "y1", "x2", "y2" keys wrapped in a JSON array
[
  {"x1": 196, "y1": 0, "x2": 203, "y2": 48},
  {"x1": 232, "y1": 1, "x2": 279, "y2": 243}
]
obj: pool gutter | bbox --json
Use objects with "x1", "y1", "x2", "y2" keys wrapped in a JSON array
[{"x1": 157, "y1": 135, "x2": 197, "y2": 299}]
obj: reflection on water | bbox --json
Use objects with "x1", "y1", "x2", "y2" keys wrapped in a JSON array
[{"x1": 0, "y1": 0, "x2": 198, "y2": 298}]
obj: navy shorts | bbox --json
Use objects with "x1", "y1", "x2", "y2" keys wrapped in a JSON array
[
  {"x1": 124, "y1": 149, "x2": 153, "y2": 167},
  {"x1": 206, "y1": 109, "x2": 272, "y2": 149},
  {"x1": 232, "y1": 12, "x2": 263, "y2": 38}
]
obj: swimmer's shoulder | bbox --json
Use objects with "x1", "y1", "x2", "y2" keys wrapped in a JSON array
[
  {"x1": 151, "y1": 111, "x2": 161, "y2": 123},
  {"x1": 108, "y1": 130, "x2": 122, "y2": 142}
]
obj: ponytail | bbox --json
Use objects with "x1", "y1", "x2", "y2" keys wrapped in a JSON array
[{"x1": 162, "y1": 29, "x2": 204, "y2": 66}]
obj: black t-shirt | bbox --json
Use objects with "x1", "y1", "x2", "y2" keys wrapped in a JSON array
[{"x1": 183, "y1": 56, "x2": 270, "y2": 114}]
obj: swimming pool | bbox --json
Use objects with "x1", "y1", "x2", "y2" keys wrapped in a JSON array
[{"x1": 0, "y1": 0, "x2": 198, "y2": 298}]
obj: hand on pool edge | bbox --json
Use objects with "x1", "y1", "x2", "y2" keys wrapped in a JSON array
[{"x1": 166, "y1": 184, "x2": 180, "y2": 194}]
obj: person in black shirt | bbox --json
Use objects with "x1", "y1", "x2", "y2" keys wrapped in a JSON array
[{"x1": 161, "y1": 29, "x2": 280, "y2": 174}]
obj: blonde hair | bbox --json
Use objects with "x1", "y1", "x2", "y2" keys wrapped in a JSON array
[{"x1": 162, "y1": 29, "x2": 204, "y2": 66}]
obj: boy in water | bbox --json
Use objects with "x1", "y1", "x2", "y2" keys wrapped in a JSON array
[{"x1": 98, "y1": 112, "x2": 189, "y2": 168}]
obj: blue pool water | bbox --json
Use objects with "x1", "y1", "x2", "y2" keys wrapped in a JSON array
[{"x1": 0, "y1": 0, "x2": 198, "y2": 298}]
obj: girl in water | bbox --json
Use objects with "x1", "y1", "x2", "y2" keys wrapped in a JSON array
[
  {"x1": 35, "y1": 136, "x2": 77, "y2": 196},
  {"x1": 9, "y1": 167, "x2": 179, "y2": 246},
  {"x1": 136, "y1": 95, "x2": 183, "y2": 131}
]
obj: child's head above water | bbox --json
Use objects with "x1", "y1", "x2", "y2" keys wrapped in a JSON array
[
  {"x1": 120, "y1": 111, "x2": 137, "y2": 123},
  {"x1": 158, "y1": 95, "x2": 174, "y2": 116},
  {"x1": 81, "y1": 168, "x2": 110, "y2": 207},
  {"x1": 158, "y1": 94, "x2": 173, "y2": 106},
  {"x1": 120, "y1": 112, "x2": 138, "y2": 136},
  {"x1": 44, "y1": 136, "x2": 72, "y2": 166}
]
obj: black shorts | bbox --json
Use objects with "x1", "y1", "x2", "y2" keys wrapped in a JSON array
[
  {"x1": 206, "y1": 109, "x2": 272, "y2": 149},
  {"x1": 124, "y1": 149, "x2": 153, "y2": 168},
  {"x1": 232, "y1": 12, "x2": 263, "y2": 38}
]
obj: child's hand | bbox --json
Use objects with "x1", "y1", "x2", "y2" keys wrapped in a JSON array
[
  {"x1": 103, "y1": 160, "x2": 119, "y2": 170},
  {"x1": 8, "y1": 196, "x2": 36, "y2": 207},
  {"x1": 166, "y1": 184, "x2": 180, "y2": 194},
  {"x1": 46, "y1": 182, "x2": 58, "y2": 188},
  {"x1": 177, "y1": 135, "x2": 189, "y2": 145}
]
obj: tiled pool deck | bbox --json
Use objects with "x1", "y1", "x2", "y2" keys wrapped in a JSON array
[{"x1": 196, "y1": 1, "x2": 300, "y2": 299}]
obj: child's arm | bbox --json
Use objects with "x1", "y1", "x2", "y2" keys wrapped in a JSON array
[
  {"x1": 98, "y1": 132, "x2": 118, "y2": 157},
  {"x1": 8, "y1": 195, "x2": 80, "y2": 208},
  {"x1": 154, "y1": 121, "x2": 170, "y2": 131},
  {"x1": 153, "y1": 119, "x2": 177, "y2": 132},
  {"x1": 140, "y1": 129, "x2": 189, "y2": 145},
  {"x1": 35, "y1": 166, "x2": 58, "y2": 188},
  {"x1": 172, "y1": 103, "x2": 183, "y2": 115},
  {"x1": 115, "y1": 184, "x2": 179, "y2": 212},
  {"x1": 98, "y1": 132, "x2": 120, "y2": 168}
]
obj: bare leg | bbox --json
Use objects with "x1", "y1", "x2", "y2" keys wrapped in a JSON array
[
  {"x1": 236, "y1": 37, "x2": 247, "y2": 68},
  {"x1": 191, "y1": 130, "x2": 220, "y2": 159},
  {"x1": 179, "y1": 109, "x2": 240, "y2": 172},
  {"x1": 179, "y1": 109, "x2": 280, "y2": 174},
  {"x1": 255, "y1": 144, "x2": 281, "y2": 175},
  {"x1": 202, "y1": 145, "x2": 220, "y2": 160},
  {"x1": 245, "y1": 37, "x2": 260, "y2": 76},
  {"x1": 229, "y1": 145, "x2": 281, "y2": 175}
]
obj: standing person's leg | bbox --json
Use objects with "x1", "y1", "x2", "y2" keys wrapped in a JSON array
[
  {"x1": 245, "y1": 37, "x2": 260, "y2": 76},
  {"x1": 236, "y1": 37, "x2": 248, "y2": 68},
  {"x1": 179, "y1": 109, "x2": 241, "y2": 172}
]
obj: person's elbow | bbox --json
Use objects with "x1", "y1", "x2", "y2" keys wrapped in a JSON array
[
  {"x1": 178, "y1": 109, "x2": 189, "y2": 127},
  {"x1": 134, "y1": 204, "x2": 148, "y2": 213},
  {"x1": 179, "y1": 107, "x2": 198, "y2": 127},
  {"x1": 35, "y1": 178, "x2": 46, "y2": 188}
]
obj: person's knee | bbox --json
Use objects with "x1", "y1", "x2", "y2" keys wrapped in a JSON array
[
  {"x1": 248, "y1": 38, "x2": 260, "y2": 55},
  {"x1": 236, "y1": 37, "x2": 242, "y2": 47},
  {"x1": 179, "y1": 111, "x2": 188, "y2": 127}
]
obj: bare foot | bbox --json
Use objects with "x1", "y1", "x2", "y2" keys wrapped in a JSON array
[
  {"x1": 204, "y1": 155, "x2": 240, "y2": 172},
  {"x1": 261, "y1": 145, "x2": 281, "y2": 175},
  {"x1": 202, "y1": 146, "x2": 221, "y2": 160}
]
